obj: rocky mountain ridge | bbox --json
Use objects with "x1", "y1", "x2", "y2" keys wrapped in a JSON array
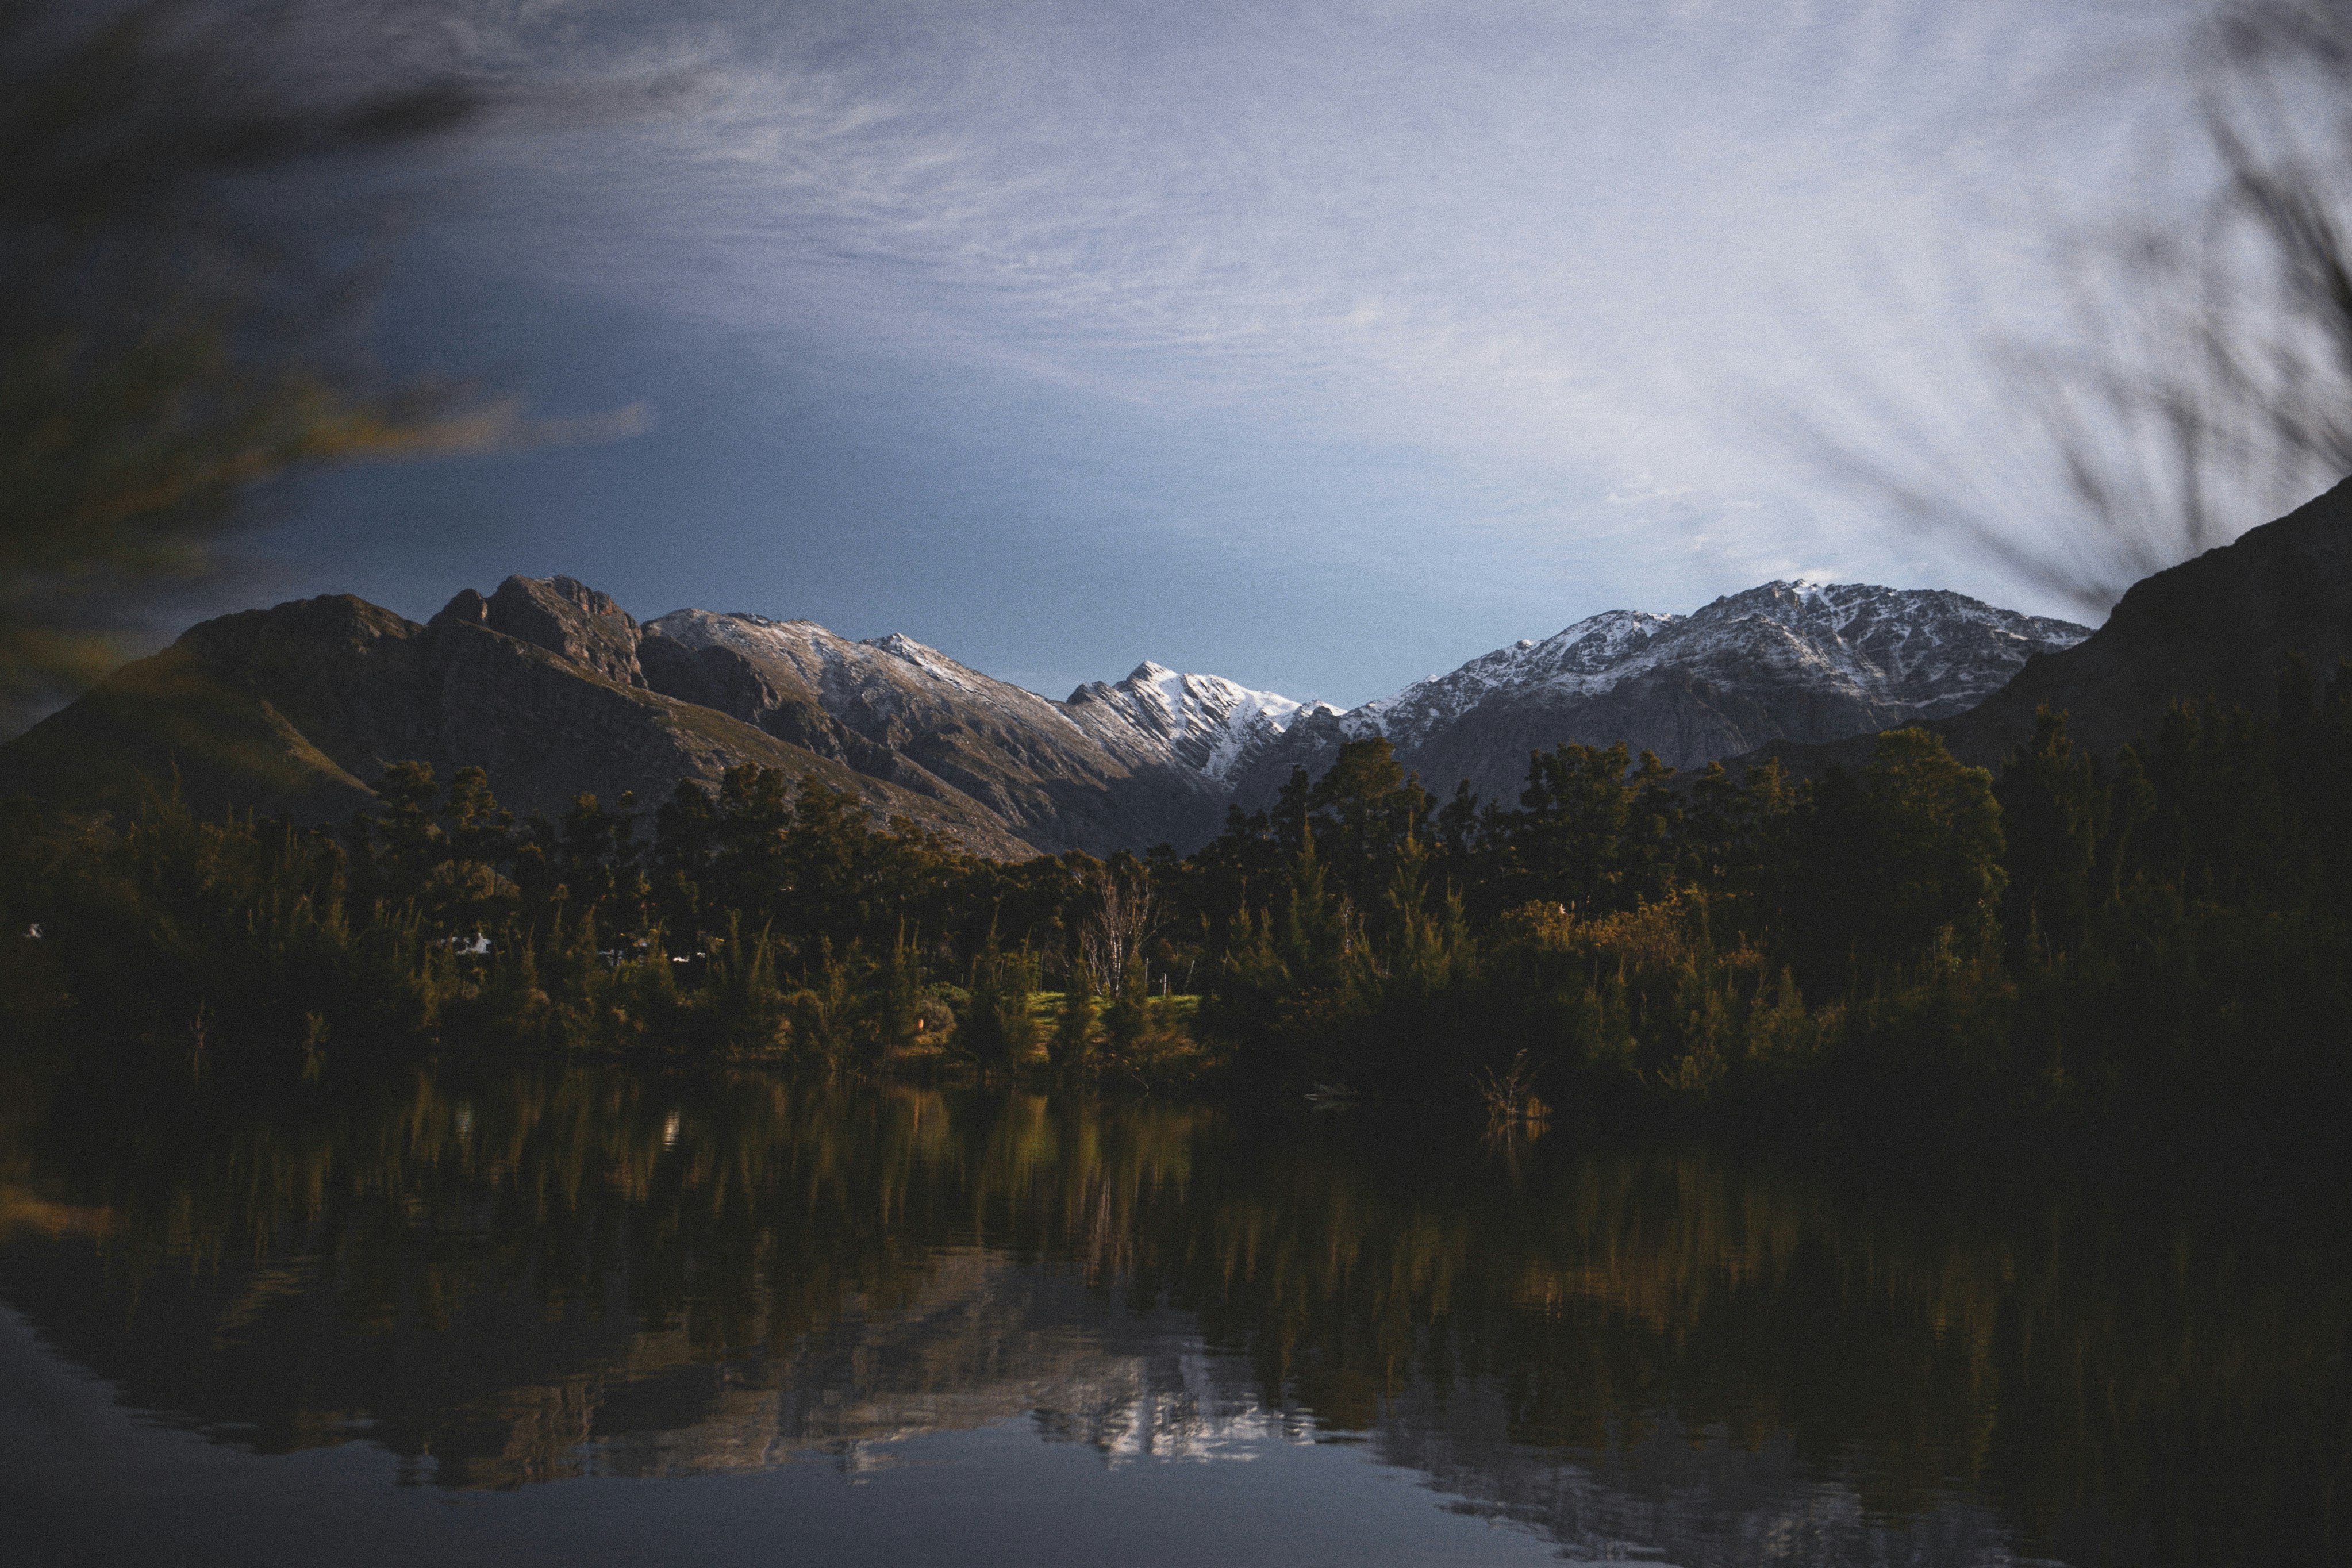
[
  {"x1": 1223, "y1": 581, "x2": 2089, "y2": 808},
  {"x1": 4, "y1": 555, "x2": 2201, "y2": 860},
  {"x1": 0, "y1": 581, "x2": 1036, "y2": 855},
  {"x1": 1064, "y1": 662, "x2": 1319, "y2": 784},
  {"x1": 629, "y1": 606, "x2": 1309, "y2": 852},
  {"x1": 0, "y1": 572, "x2": 1339, "y2": 857},
  {"x1": 1737, "y1": 476, "x2": 2352, "y2": 780},
  {"x1": 442, "y1": 573, "x2": 2090, "y2": 837}
]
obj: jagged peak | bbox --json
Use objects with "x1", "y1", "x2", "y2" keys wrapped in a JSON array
[
  {"x1": 644, "y1": 608, "x2": 831, "y2": 639},
  {"x1": 494, "y1": 572, "x2": 633, "y2": 622},
  {"x1": 1063, "y1": 658, "x2": 1312, "y2": 782},
  {"x1": 435, "y1": 572, "x2": 645, "y2": 688},
  {"x1": 1305, "y1": 582, "x2": 2093, "y2": 765}
]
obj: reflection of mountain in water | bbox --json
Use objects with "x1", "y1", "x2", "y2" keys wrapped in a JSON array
[
  {"x1": 520, "y1": 1255, "x2": 1305, "y2": 1484},
  {"x1": 1375, "y1": 1391, "x2": 2043, "y2": 1568},
  {"x1": 1, "y1": 1214, "x2": 1301, "y2": 1494},
  {"x1": 0, "y1": 1056, "x2": 2343, "y2": 1564}
]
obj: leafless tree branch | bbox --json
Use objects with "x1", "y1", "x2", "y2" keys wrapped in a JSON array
[{"x1": 1788, "y1": 0, "x2": 2352, "y2": 616}]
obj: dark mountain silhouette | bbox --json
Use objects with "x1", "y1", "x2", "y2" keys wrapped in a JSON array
[
  {"x1": 0, "y1": 581, "x2": 1031, "y2": 856},
  {"x1": 1732, "y1": 478, "x2": 2352, "y2": 781}
]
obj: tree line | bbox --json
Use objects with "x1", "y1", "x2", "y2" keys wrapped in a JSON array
[
  {"x1": 0, "y1": 751, "x2": 1193, "y2": 1080},
  {"x1": 1170, "y1": 668, "x2": 2350, "y2": 1146},
  {"x1": 5, "y1": 659, "x2": 2348, "y2": 1145}
]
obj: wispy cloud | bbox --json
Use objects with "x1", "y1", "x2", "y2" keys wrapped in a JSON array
[
  {"x1": 291, "y1": 0, "x2": 2212, "y2": 696},
  {"x1": 472, "y1": 2, "x2": 2190, "y2": 524}
]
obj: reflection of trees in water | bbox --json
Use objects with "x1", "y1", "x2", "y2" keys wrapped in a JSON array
[{"x1": 0, "y1": 1054, "x2": 2343, "y2": 1561}]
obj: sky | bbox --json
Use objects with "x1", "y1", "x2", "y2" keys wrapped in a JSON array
[{"x1": 209, "y1": 0, "x2": 2218, "y2": 710}]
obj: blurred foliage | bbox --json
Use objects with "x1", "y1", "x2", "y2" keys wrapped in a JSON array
[
  {"x1": 1804, "y1": 0, "x2": 2352, "y2": 613},
  {"x1": 0, "y1": 1, "x2": 493, "y2": 725}
]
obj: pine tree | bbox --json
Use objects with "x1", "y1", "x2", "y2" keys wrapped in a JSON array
[
  {"x1": 710, "y1": 912, "x2": 788, "y2": 1056},
  {"x1": 1050, "y1": 961, "x2": 1098, "y2": 1074},
  {"x1": 1101, "y1": 951, "x2": 1153, "y2": 1067},
  {"x1": 960, "y1": 938, "x2": 1040, "y2": 1077},
  {"x1": 1996, "y1": 709, "x2": 2103, "y2": 960},
  {"x1": 787, "y1": 936, "x2": 868, "y2": 1073},
  {"x1": 871, "y1": 923, "x2": 928, "y2": 1066}
]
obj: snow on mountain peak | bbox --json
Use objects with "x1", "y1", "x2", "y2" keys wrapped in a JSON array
[
  {"x1": 1327, "y1": 583, "x2": 2088, "y2": 756},
  {"x1": 646, "y1": 609, "x2": 1033, "y2": 710},
  {"x1": 1070, "y1": 661, "x2": 1312, "y2": 782},
  {"x1": 648, "y1": 578, "x2": 2089, "y2": 832}
]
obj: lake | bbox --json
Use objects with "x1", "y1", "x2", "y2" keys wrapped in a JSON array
[{"x1": 1, "y1": 1050, "x2": 2343, "y2": 1566}]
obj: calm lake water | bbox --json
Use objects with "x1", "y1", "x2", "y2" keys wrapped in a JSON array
[{"x1": 1, "y1": 1051, "x2": 2344, "y2": 1567}]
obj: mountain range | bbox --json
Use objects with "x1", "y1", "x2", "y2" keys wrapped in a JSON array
[
  {"x1": 6, "y1": 478, "x2": 2347, "y2": 855},
  {"x1": 1739, "y1": 478, "x2": 2352, "y2": 779},
  {"x1": 1219, "y1": 579, "x2": 2086, "y2": 809}
]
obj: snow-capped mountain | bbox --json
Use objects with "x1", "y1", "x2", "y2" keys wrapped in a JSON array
[
  {"x1": 1228, "y1": 582, "x2": 2090, "y2": 809},
  {"x1": 1348, "y1": 609, "x2": 1679, "y2": 754},
  {"x1": 644, "y1": 609, "x2": 1077, "y2": 751},
  {"x1": 1066, "y1": 662, "x2": 1329, "y2": 784},
  {"x1": 1, "y1": 568, "x2": 2103, "y2": 858},
  {"x1": 645, "y1": 610, "x2": 1294, "y2": 783},
  {"x1": 641, "y1": 605, "x2": 1342, "y2": 851}
]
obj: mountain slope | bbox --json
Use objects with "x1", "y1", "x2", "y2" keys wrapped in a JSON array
[
  {"x1": 1717, "y1": 480, "x2": 2352, "y2": 781},
  {"x1": 635, "y1": 613, "x2": 1304, "y2": 852},
  {"x1": 1063, "y1": 662, "x2": 1317, "y2": 785},
  {"x1": 1230, "y1": 582, "x2": 2088, "y2": 807},
  {"x1": 0, "y1": 586, "x2": 1032, "y2": 856},
  {"x1": 0, "y1": 573, "x2": 1310, "y2": 858},
  {"x1": 1943, "y1": 478, "x2": 2352, "y2": 763},
  {"x1": 0, "y1": 561, "x2": 2143, "y2": 855}
]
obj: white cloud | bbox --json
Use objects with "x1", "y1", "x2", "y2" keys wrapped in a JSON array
[{"x1": 395, "y1": 0, "x2": 2209, "y2": 629}]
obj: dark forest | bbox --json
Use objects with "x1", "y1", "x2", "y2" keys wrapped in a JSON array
[{"x1": 6, "y1": 659, "x2": 2347, "y2": 1159}]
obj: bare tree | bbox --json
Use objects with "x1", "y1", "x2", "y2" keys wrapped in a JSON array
[{"x1": 1078, "y1": 866, "x2": 1154, "y2": 995}]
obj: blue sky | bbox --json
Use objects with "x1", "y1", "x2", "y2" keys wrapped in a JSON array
[{"x1": 220, "y1": 0, "x2": 2205, "y2": 709}]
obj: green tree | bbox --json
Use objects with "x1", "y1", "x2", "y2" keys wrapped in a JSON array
[
  {"x1": 959, "y1": 939, "x2": 1040, "y2": 1077},
  {"x1": 1305, "y1": 737, "x2": 1432, "y2": 917},
  {"x1": 868, "y1": 924, "x2": 929, "y2": 1067},
  {"x1": 1100, "y1": 954, "x2": 1154, "y2": 1069},
  {"x1": 1494, "y1": 740, "x2": 1673, "y2": 915},
  {"x1": 1865, "y1": 727, "x2": 2007, "y2": 959},
  {"x1": 787, "y1": 937, "x2": 870, "y2": 1073},
  {"x1": 1050, "y1": 962, "x2": 1099, "y2": 1074},
  {"x1": 1996, "y1": 710, "x2": 2104, "y2": 960},
  {"x1": 1787, "y1": 728, "x2": 2007, "y2": 992}
]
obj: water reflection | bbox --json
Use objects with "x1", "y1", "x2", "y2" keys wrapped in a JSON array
[{"x1": 0, "y1": 1049, "x2": 2343, "y2": 1565}]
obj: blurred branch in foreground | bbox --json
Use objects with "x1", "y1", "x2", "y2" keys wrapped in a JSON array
[
  {"x1": 0, "y1": 1, "x2": 654, "y2": 731},
  {"x1": 1791, "y1": 0, "x2": 2352, "y2": 617}
]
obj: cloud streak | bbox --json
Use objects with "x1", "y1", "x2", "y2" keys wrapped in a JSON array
[
  {"x1": 502, "y1": 5, "x2": 2189, "y2": 514},
  {"x1": 256, "y1": 0, "x2": 2221, "y2": 701}
]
